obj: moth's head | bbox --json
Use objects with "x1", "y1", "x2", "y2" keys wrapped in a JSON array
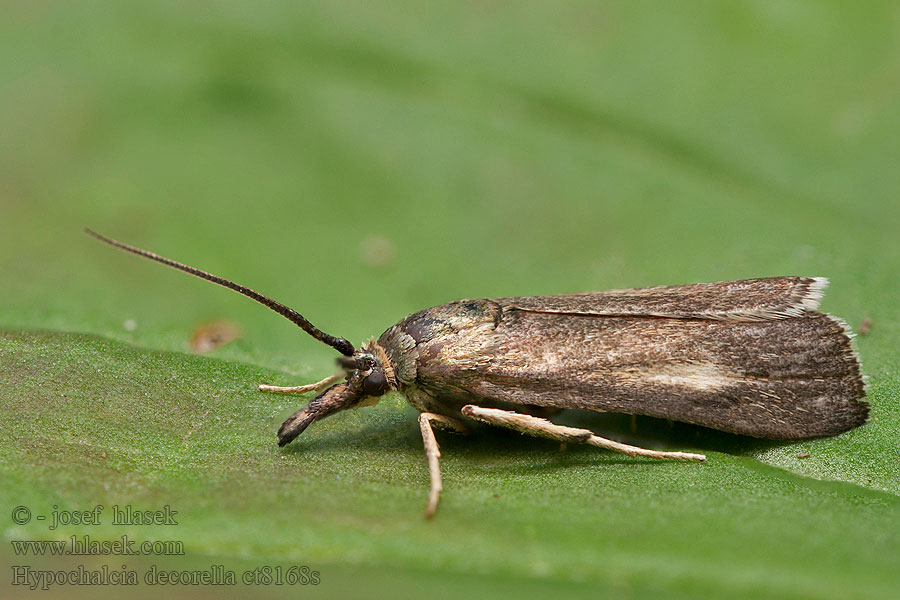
[
  {"x1": 277, "y1": 345, "x2": 395, "y2": 446},
  {"x1": 338, "y1": 350, "x2": 391, "y2": 398}
]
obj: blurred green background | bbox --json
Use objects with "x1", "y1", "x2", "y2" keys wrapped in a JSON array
[{"x1": 2, "y1": 1, "x2": 899, "y2": 598}]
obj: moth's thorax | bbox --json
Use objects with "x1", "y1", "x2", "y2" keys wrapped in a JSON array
[
  {"x1": 374, "y1": 299, "x2": 504, "y2": 414},
  {"x1": 369, "y1": 325, "x2": 413, "y2": 388}
]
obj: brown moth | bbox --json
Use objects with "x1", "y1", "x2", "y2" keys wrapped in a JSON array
[{"x1": 86, "y1": 230, "x2": 868, "y2": 518}]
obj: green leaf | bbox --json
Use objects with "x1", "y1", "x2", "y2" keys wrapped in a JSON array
[{"x1": 3, "y1": 1, "x2": 899, "y2": 598}]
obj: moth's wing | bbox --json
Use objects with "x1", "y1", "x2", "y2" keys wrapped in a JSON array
[
  {"x1": 493, "y1": 276, "x2": 826, "y2": 321},
  {"x1": 414, "y1": 306, "x2": 866, "y2": 440}
]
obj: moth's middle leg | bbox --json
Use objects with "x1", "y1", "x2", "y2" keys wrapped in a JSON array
[
  {"x1": 461, "y1": 405, "x2": 706, "y2": 462},
  {"x1": 418, "y1": 412, "x2": 469, "y2": 519}
]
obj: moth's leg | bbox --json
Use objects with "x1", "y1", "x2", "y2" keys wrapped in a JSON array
[
  {"x1": 461, "y1": 405, "x2": 706, "y2": 462},
  {"x1": 258, "y1": 374, "x2": 343, "y2": 395},
  {"x1": 418, "y1": 412, "x2": 469, "y2": 520}
]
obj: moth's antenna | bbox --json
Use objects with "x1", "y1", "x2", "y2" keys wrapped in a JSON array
[{"x1": 85, "y1": 228, "x2": 356, "y2": 356}]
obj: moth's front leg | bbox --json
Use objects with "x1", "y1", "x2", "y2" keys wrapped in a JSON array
[
  {"x1": 258, "y1": 373, "x2": 343, "y2": 395},
  {"x1": 418, "y1": 412, "x2": 469, "y2": 519},
  {"x1": 461, "y1": 405, "x2": 706, "y2": 462}
]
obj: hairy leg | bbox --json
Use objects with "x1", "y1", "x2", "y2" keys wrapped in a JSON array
[
  {"x1": 258, "y1": 373, "x2": 343, "y2": 395},
  {"x1": 461, "y1": 405, "x2": 706, "y2": 462},
  {"x1": 418, "y1": 412, "x2": 469, "y2": 519}
]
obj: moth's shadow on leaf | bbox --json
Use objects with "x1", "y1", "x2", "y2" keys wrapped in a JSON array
[
  {"x1": 553, "y1": 409, "x2": 798, "y2": 456},
  {"x1": 277, "y1": 405, "x2": 795, "y2": 459},
  {"x1": 276, "y1": 409, "x2": 417, "y2": 455}
]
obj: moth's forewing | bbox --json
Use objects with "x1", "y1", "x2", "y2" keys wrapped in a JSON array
[
  {"x1": 395, "y1": 277, "x2": 866, "y2": 440},
  {"x1": 494, "y1": 276, "x2": 826, "y2": 320}
]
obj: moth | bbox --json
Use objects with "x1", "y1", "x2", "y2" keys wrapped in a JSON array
[{"x1": 86, "y1": 229, "x2": 868, "y2": 518}]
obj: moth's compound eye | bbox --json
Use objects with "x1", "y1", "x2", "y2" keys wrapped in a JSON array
[{"x1": 362, "y1": 369, "x2": 388, "y2": 396}]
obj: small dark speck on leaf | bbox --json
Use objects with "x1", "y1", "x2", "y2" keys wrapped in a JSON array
[
  {"x1": 493, "y1": 494, "x2": 500, "y2": 499},
  {"x1": 859, "y1": 317, "x2": 872, "y2": 335},
  {"x1": 190, "y1": 321, "x2": 241, "y2": 353}
]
